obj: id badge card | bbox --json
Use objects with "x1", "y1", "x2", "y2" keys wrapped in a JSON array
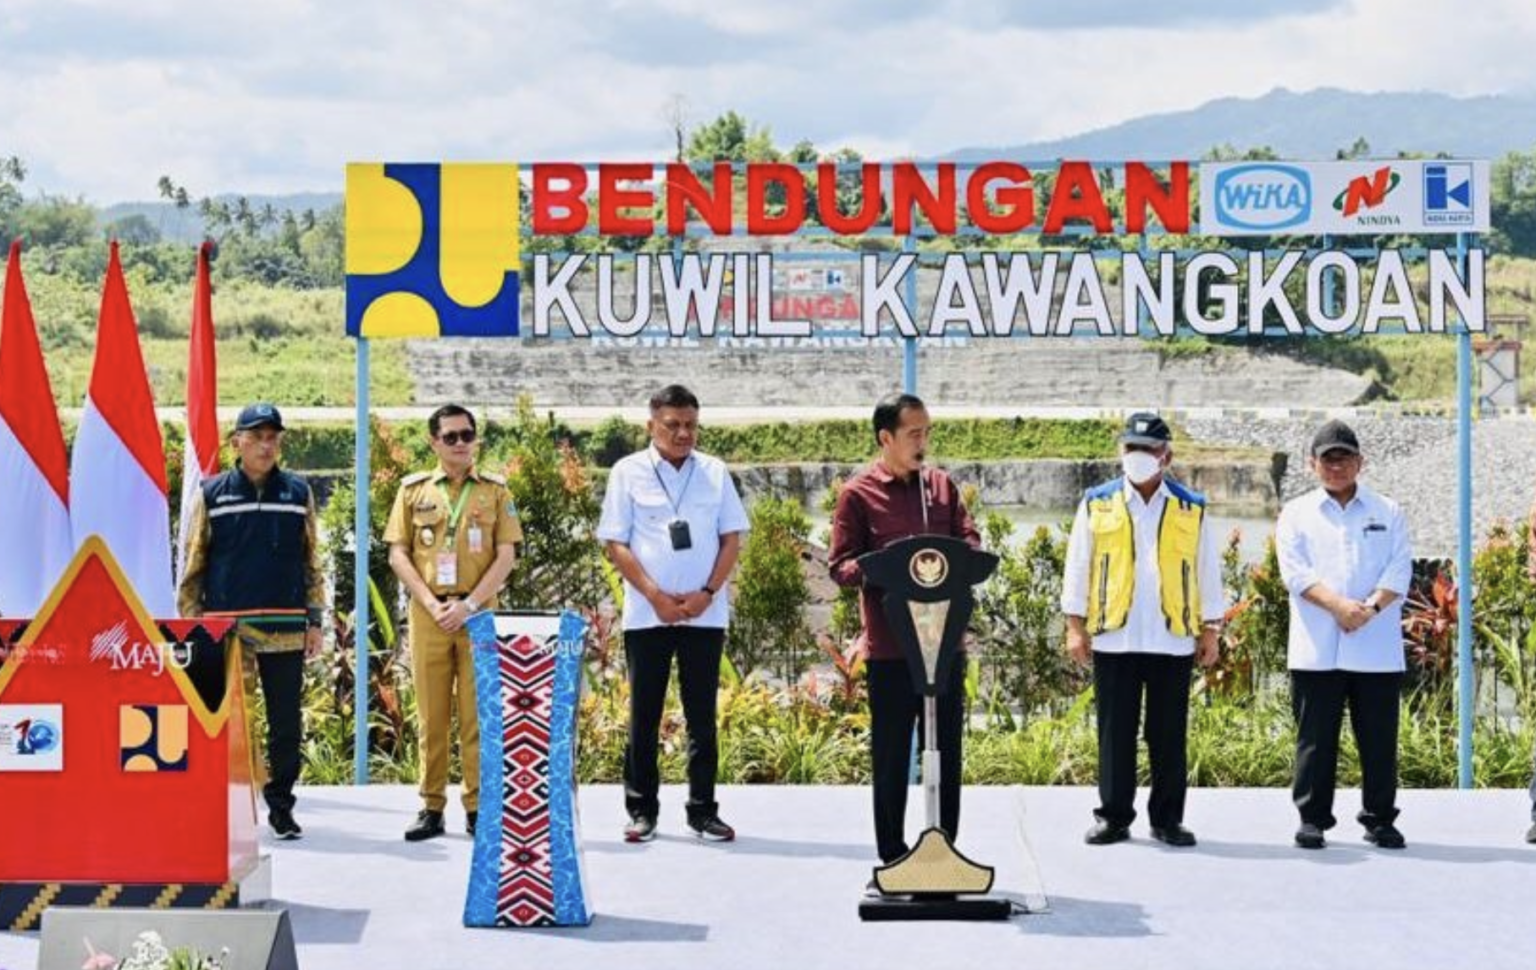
[
  {"x1": 468, "y1": 526, "x2": 484, "y2": 554},
  {"x1": 435, "y1": 551, "x2": 459, "y2": 588},
  {"x1": 668, "y1": 518, "x2": 693, "y2": 551}
]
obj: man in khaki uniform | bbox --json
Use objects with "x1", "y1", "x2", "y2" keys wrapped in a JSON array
[{"x1": 386, "y1": 404, "x2": 521, "y2": 842}]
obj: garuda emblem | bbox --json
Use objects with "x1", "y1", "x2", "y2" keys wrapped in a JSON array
[{"x1": 909, "y1": 549, "x2": 948, "y2": 589}]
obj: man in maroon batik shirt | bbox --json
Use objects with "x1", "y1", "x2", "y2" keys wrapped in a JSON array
[{"x1": 828, "y1": 392, "x2": 981, "y2": 879}]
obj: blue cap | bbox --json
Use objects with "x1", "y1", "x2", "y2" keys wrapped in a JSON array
[{"x1": 235, "y1": 402, "x2": 285, "y2": 432}]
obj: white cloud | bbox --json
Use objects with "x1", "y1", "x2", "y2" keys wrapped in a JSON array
[{"x1": 0, "y1": 0, "x2": 1532, "y2": 202}]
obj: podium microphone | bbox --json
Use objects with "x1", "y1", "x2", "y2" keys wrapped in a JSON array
[{"x1": 916, "y1": 460, "x2": 929, "y2": 533}]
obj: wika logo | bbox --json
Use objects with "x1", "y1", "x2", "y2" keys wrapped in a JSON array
[
  {"x1": 1211, "y1": 164, "x2": 1311, "y2": 231},
  {"x1": 89, "y1": 621, "x2": 190, "y2": 676},
  {"x1": 1333, "y1": 166, "x2": 1401, "y2": 223}
]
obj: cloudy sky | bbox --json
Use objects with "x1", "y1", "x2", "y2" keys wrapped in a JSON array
[{"x1": 2, "y1": 0, "x2": 1534, "y2": 204}]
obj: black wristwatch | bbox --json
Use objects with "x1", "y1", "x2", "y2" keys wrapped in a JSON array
[{"x1": 702, "y1": 583, "x2": 718, "y2": 597}]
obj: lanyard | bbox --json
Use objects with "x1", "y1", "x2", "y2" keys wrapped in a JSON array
[
  {"x1": 650, "y1": 457, "x2": 696, "y2": 517},
  {"x1": 439, "y1": 480, "x2": 474, "y2": 541}
]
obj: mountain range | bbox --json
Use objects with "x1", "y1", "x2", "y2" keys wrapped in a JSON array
[
  {"x1": 101, "y1": 87, "x2": 1536, "y2": 243},
  {"x1": 945, "y1": 86, "x2": 1536, "y2": 162}
]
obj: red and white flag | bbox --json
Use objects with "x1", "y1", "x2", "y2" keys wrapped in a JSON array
[
  {"x1": 0, "y1": 240, "x2": 73, "y2": 616},
  {"x1": 70, "y1": 241, "x2": 174, "y2": 615},
  {"x1": 177, "y1": 242, "x2": 220, "y2": 582}
]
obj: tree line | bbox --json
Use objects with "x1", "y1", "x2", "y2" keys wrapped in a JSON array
[
  {"x1": 4, "y1": 113, "x2": 1536, "y2": 291},
  {"x1": 0, "y1": 156, "x2": 343, "y2": 289}
]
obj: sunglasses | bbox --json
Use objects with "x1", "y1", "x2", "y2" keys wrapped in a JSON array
[{"x1": 437, "y1": 429, "x2": 476, "y2": 446}]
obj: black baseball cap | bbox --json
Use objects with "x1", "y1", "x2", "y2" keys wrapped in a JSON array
[
  {"x1": 1120, "y1": 412, "x2": 1172, "y2": 447},
  {"x1": 1311, "y1": 420, "x2": 1360, "y2": 457},
  {"x1": 235, "y1": 402, "x2": 285, "y2": 432}
]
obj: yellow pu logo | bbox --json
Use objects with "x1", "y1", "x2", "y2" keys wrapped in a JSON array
[
  {"x1": 345, "y1": 163, "x2": 522, "y2": 337},
  {"x1": 120, "y1": 704, "x2": 189, "y2": 772}
]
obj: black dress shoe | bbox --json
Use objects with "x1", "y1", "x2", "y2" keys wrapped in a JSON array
[
  {"x1": 268, "y1": 808, "x2": 303, "y2": 841},
  {"x1": 687, "y1": 815, "x2": 736, "y2": 842},
  {"x1": 1364, "y1": 822, "x2": 1405, "y2": 849},
  {"x1": 1084, "y1": 819, "x2": 1131, "y2": 845},
  {"x1": 1150, "y1": 824, "x2": 1197, "y2": 847},
  {"x1": 1295, "y1": 822, "x2": 1326, "y2": 849},
  {"x1": 467, "y1": 811, "x2": 478, "y2": 836},
  {"x1": 405, "y1": 809, "x2": 445, "y2": 842}
]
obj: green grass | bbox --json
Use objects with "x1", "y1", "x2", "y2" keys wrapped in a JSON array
[
  {"x1": 699, "y1": 417, "x2": 1121, "y2": 464},
  {"x1": 41, "y1": 335, "x2": 412, "y2": 408},
  {"x1": 10, "y1": 269, "x2": 414, "y2": 407}
]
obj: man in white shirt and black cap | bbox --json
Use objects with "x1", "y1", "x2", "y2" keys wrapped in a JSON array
[
  {"x1": 1276, "y1": 419, "x2": 1412, "y2": 850},
  {"x1": 1061, "y1": 411, "x2": 1224, "y2": 848}
]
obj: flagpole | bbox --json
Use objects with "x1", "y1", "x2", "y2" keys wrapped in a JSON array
[{"x1": 354, "y1": 336, "x2": 371, "y2": 785}]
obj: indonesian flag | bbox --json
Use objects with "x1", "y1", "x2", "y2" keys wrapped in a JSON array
[
  {"x1": 177, "y1": 242, "x2": 220, "y2": 582},
  {"x1": 0, "y1": 241, "x2": 73, "y2": 616},
  {"x1": 70, "y1": 241, "x2": 174, "y2": 616}
]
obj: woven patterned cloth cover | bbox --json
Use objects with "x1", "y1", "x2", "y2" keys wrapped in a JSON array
[{"x1": 462, "y1": 610, "x2": 591, "y2": 928}]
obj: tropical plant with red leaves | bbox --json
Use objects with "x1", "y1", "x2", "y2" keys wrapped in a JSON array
[{"x1": 1402, "y1": 567, "x2": 1458, "y2": 707}]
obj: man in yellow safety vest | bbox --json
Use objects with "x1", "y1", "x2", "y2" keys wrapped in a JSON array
[{"x1": 1060, "y1": 412, "x2": 1224, "y2": 848}]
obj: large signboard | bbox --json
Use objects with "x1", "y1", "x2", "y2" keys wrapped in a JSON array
[
  {"x1": 1198, "y1": 160, "x2": 1490, "y2": 236},
  {"x1": 344, "y1": 159, "x2": 1489, "y2": 341}
]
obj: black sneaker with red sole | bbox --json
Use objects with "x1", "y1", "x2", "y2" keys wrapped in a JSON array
[{"x1": 624, "y1": 816, "x2": 657, "y2": 843}]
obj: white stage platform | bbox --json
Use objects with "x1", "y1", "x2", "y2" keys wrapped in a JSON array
[{"x1": 4, "y1": 783, "x2": 1535, "y2": 970}]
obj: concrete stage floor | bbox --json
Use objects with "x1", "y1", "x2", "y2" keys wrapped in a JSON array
[{"x1": 5, "y1": 784, "x2": 1535, "y2": 970}]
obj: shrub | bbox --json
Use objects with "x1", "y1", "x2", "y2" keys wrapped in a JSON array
[
  {"x1": 587, "y1": 414, "x2": 646, "y2": 468},
  {"x1": 1211, "y1": 534, "x2": 1290, "y2": 696},
  {"x1": 973, "y1": 515, "x2": 1082, "y2": 726},
  {"x1": 247, "y1": 311, "x2": 285, "y2": 340},
  {"x1": 727, "y1": 496, "x2": 814, "y2": 681},
  {"x1": 500, "y1": 399, "x2": 607, "y2": 612}
]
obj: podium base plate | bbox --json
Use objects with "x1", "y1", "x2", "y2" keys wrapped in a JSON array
[
  {"x1": 1, "y1": 854, "x2": 272, "y2": 932},
  {"x1": 858, "y1": 895, "x2": 1015, "y2": 922}
]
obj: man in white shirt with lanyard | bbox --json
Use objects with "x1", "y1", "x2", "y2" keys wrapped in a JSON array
[
  {"x1": 1061, "y1": 412, "x2": 1224, "y2": 848},
  {"x1": 597, "y1": 384, "x2": 749, "y2": 844},
  {"x1": 1277, "y1": 419, "x2": 1412, "y2": 850}
]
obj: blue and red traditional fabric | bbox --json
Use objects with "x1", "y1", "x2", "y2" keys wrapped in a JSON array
[{"x1": 463, "y1": 610, "x2": 590, "y2": 928}]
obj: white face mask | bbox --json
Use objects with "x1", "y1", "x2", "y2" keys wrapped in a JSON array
[{"x1": 1121, "y1": 450, "x2": 1163, "y2": 485}]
